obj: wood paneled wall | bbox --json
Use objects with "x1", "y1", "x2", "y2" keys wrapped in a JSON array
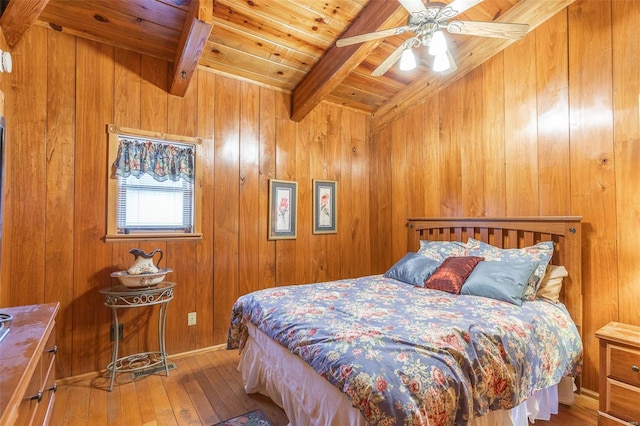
[
  {"x1": 371, "y1": 0, "x2": 640, "y2": 394},
  {"x1": 0, "y1": 26, "x2": 371, "y2": 379},
  {"x1": 1, "y1": 0, "x2": 636, "y2": 398}
]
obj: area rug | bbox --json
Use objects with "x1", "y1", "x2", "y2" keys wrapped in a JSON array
[{"x1": 213, "y1": 409, "x2": 274, "y2": 426}]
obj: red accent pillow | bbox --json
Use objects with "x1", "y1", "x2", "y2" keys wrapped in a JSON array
[{"x1": 423, "y1": 256, "x2": 484, "y2": 294}]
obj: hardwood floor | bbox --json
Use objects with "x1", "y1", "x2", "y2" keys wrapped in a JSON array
[
  {"x1": 51, "y1": 349, "x2": 289, "y2": 426},
  {"x1": 51, "y1": 349, "x2": 598, "y2": 425},
  {"x1": 532, "y1": 393, "x2": 599, "y2": 426}
]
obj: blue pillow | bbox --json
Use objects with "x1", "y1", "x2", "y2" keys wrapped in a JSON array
[
  {"x1": 418, "y1": 240, "x2": 468, "y2": 262},
  {"x1": 384, "y1": 253, "x2": 442, "y2": 287},
  {"x1": 461, "y1": 261, "x2": 539, "y2": 306},
  {"x1": 466, "y1": 239, "x2": 554, "y2": 301}
]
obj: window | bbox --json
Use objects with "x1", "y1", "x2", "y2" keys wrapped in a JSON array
[
  {"x1": 106, "y1": 124, "x2": 202, "y2": 242},
  {"x1": 117, "y1": 173, "x2": 193, "y2": 233}
]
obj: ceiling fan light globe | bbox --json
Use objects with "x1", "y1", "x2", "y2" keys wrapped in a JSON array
[
  {"x1": 428, "y1": 30, "x2": 448, "y2": 56},
  {"x1": 433, "y1": 52, "x2": 451, "y2": 72},
  {"x1": 399, "y1": 48, "x2": 417, "y2": 71}
]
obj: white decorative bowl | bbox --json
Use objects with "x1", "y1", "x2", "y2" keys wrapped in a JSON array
[{"x1": 110, "y1": 268, "x2": 172, "y2": 288}]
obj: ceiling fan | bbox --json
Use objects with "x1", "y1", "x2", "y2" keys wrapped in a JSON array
[{"x1": 336, "y1": 0, "x2": 529, "y2": 76}]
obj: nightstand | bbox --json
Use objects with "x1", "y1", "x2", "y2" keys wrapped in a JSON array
[{"x1": 595, "y1": 322, "x2": 640, "y2": 426}]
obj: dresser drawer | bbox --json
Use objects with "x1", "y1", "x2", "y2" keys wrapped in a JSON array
[
  {"x1": 605, "y1": 378, "x2": 640, "y2": 423},
  {"x1": 16, "y1": 357, "x2": 42, "y2": 425},
  {"x1": 14, "y1": 318, "x2": 57, "y2": 426},
  {"x1": 608, "y1": 344, "x2": 640, "y2": 387},
  {"x1": 34, "y1": 328, "x2": 57, "y2": 426}
]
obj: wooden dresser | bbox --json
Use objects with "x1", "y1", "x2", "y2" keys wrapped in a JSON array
[
  {"x1": 0, "y1": 303, "x2": 59, "y2": 426},
  {"x1": 596, "y1": 322, "x2": 640, "y2": 426}
]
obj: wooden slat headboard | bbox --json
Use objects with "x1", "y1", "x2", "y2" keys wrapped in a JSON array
[{"x1": 406, "y1": 217, "x2": 583, "y2": 338}]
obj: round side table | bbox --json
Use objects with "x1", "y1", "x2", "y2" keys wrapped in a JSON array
[{"x1": 99, "y1": 281, "x2": 175, "y2": 391}]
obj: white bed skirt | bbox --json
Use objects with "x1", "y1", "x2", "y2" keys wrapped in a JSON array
[{"x1": 239, "y1": 322, "x2": 575, "y2": 426}]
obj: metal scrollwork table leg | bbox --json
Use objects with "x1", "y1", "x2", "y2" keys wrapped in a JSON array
[{"x1": 99, "y1": 282, "x2": 176, "y2": 392}]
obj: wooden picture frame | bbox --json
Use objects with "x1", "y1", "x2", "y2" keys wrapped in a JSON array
[
  {"x1": 313, "y1": 179, "x2": 337, "y2": 234},
  {"x1": 268, "y1": 179, "x2": 297, "y2": 240}
]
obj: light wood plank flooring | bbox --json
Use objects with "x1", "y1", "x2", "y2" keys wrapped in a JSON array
[
  {"x1": 51, "y1": 349, "x2": 289, "y2": 426},
  {"x1": 51, "y1": 349, "x2": 598, "y2": 425}
]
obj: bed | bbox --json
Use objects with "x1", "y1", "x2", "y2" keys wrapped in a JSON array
[{"x1": 227, "y1": 217, "x2": 584, "y2": 425}]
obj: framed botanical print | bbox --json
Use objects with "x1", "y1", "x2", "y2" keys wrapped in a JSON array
[
  {"x1": 313, "y1": 179, "x2": 337, "y2": 234},
  {"x1": 268, "y1": 179, "x2": 297, "y2": 240}
]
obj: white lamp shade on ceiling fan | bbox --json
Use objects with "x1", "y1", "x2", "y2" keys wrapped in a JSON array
[
  {"x1": 399, "y1": 48, "x2": 417, "y2": 71},
  {"x1": 428, "y1": 30, "x2": 448, "y2": 56},
  {"x1": 432, "y1": 52, "x2": 451, "y2": 72},
  {"x1": 0, "y1": 50, "x2": 11, "y2": 73}
]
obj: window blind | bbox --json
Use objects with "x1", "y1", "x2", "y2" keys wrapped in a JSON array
[{"x1": 116, "y1": 173, "x2": 194, "y2": 233}]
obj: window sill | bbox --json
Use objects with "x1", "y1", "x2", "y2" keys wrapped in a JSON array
[{"x1": 104, "y1": 233, "x2": 203, "y2": 243}]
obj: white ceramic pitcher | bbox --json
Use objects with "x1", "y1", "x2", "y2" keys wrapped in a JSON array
[{"x1": 127, "y1": 248, "x2": 163, "y2": 275}]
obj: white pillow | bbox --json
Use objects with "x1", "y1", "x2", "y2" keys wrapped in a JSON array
[{"x1": 536, "y1": 265, "x2": 568, "y2": 302}]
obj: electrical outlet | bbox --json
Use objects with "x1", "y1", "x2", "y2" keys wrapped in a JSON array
[
  {"x1": 110, "y1": 323, "x2": 124, "y2": 341},
  {"x1": 187, "y1": 312, "x2": 197, "y2": 326}
]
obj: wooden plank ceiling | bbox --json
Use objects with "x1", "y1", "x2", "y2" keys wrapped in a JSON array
[{"x1": 1, "y1": 0, "x2": 574, "y2": 126}]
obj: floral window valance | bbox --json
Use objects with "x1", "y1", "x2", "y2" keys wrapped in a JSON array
[{"x1": 113, "y1": 138, "x2": 195, "y2": 183}]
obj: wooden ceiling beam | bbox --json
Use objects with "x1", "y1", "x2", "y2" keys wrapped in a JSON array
[
  {"x1": 0, "y1": 0, "x2": 51, "y2": 49},
  {"x1": 169, "y1": 0, "x2": 213, "y2": 97},
  {"x1": 291, "y1": 0, "x2": 406, "y2": 122},
  {"x1": 371, "y1": 0, "x2": 576, "y2": 131}
]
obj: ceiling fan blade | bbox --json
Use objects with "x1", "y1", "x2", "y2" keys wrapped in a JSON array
[
  {"x1": 446, "y1": 21, "x2": 529, "y2": 39},
  {"x1": 371, "y1": 43, "x2": 407, "y2": 77},
  {"x1": 437, "y1": 0, "x2": 483, "y2": 20},
  {"x1": 336, "y1": 26, "x2": 411, "y2": 47},
  {"x1": 397, "y1": 0, "x2": 427, "y2": 17}
]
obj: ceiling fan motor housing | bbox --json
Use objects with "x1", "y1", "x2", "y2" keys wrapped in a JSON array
[
  {"x1": 407, "y1": 3, "x2": 444, "y2": 23},
  {"x1": 407, "y1": 12, "x2": 441, "y2": 46}
]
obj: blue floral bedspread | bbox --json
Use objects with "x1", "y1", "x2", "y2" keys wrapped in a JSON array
[{"x1": 227, "y1": 275, "x2": 582, "y2": 426}]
